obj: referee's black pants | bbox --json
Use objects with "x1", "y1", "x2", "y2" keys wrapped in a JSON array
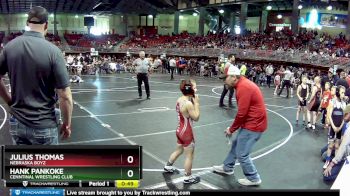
[
  {"x1": 278, "y1": 80, "x2": 290, "y2": 98},
  {"x1": 137, "y1": 73, "x2": 150, "y2": 98}
]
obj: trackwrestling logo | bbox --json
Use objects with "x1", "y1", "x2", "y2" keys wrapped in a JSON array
[
  {"x1": 11, "y1": 189, "x2": 65, "y2": 196},
  {"x1": 15, "y1": 189, "x2": 21, "y2": 195},
  {"x1": 22, "y1": 181, "x2": 28, "y2": 187}
]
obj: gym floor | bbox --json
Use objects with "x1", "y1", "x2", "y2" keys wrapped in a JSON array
[{"x1": 0, "y1": 73, "x2": 331, "y2": 190}]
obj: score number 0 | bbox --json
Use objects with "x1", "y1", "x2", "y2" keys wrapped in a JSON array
[{"x1": 127, "y1": 156, "x2": 134, "y2": 177}]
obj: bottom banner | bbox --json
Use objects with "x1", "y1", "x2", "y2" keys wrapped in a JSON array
[{"x1": 7, "y1": 189, "x2": 339, "y2": 196}]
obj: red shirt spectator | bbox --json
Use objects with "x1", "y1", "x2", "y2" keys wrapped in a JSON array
[
  {"x1": 346, "y1": 75, "x2": 350, "y2": 87},
  {"x1": 321, "y1": 90, "x2": 332, "y2": 109},
  {"x1": 228, "y1": 76, "x2": 268, "y2": 133}
]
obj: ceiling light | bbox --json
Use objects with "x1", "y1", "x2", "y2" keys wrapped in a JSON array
[
  {"x1": 298, "y1": 5, "x2": 302, "y2": 10},
  {"x1": 266, "y1": 6, "x2": 272, "y2": 10},
  {"x1": 277, "y1": 14, "x2": 282, "y2": 19},
  {"x1": 327, "y1": 5, "x2": 332, "y2": 10},
  {"x1": 193, "y1": 13, "x2": 198, "y2": 16},
  {"x1": 219, "y1": 9, "x2": 224, "y2": 14}
]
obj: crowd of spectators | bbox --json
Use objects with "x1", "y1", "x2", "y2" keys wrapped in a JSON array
[
  {"x1": 64, "y1": 53, "x2": 135, "y2": 76},
  {"x1": 64, "y1": 33, "x2": 125, "y2": 51},
  {"x1": 121, "y1": 29, "x2": 350, "y2": 60},
  {"x1": 1, "y1": 32, "x2": 63, "y2": 49}
]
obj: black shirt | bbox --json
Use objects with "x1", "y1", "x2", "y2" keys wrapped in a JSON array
[
  {"x1": 321, "y1": 75, "x2": 332, "y2": 91},
  {"x1": 336, "y1": 78, "x2": 349, "y2": 89}
]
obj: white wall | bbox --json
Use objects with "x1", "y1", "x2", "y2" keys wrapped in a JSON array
[
  {"x1": 246, "y1": 17, "x2": 260, "y2": 32},
  {"x1": 158, "y1": 14, "x2": 174, "y2": 35},
  {"x1": 109, "y1": 15, "x2": 126, "y2": 35},
  {"x1": 0, "y1": 14, "x2": 110, "y2": 35},
  {"x1": 0, "y1": 13, "x2": 210, "y2": 36},
  {"x1": 179, "y1": 14, "x2": 199, "y2": 34}
]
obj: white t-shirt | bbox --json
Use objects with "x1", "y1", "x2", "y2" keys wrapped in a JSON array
[
  {"x1": 169, "y1": 59, "x2": 176, "y2": 67},
  {"x1": 283, "y1": 70, "x2": 293, "y2": 81},
  {"x1": 266, "y1": 66, "x2": 274, "y2": 76}
]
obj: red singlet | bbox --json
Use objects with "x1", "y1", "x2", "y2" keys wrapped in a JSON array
[{"x1": 175, "y1": 101, "x2": 194, "y2": 147}]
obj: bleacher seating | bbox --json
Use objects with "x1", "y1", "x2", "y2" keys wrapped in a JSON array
[{"x1": 64, "y1": 33, "x2": 125, "y2": 51}]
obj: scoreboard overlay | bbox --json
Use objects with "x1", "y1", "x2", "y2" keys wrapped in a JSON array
[{"x1": 1, "y1": 145, "x2": 142, "y2": 188}]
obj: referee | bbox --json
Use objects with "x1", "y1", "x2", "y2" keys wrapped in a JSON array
[{"x1": 133, "y1": 51, "x2": 151, "y2": 99}]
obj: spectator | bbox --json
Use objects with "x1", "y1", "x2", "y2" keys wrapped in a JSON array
[
  {"x1": 0, "y1": 6, "x2": 72, "y2": 145},
  {"x1": 323, "y1": 104, "x2": 350, "y2": 181},
  {"x1": 265, "y1": 64, "x2": 274, "y2": 88},
  {"x1": 336, "y1": 70, "x2": 349, "y2": 89},
  {"x1": 213, "y1": 65, "x2": 267, "y2": 186}
]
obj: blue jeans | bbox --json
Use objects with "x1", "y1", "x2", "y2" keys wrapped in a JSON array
[
  {"x1": 9, "y1": 117, "x2": 59, "y2": 145},
  {"x1": 323, "y1": 159, "x2": 345, "y2": 181},
  {"x1": 223, "y1": 128, "x2": 262, "y2": 182}
]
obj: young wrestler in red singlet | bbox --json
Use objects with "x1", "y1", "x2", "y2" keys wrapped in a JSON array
[{"x1": 164, "y1": 79, "x2": 200, "y2": 184}]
